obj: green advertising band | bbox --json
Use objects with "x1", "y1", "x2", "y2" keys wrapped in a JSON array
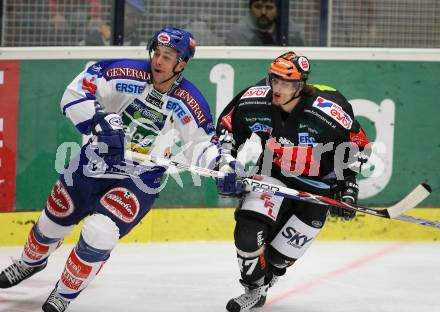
[{"x1": 0, "y1": 47, "x2": 439, "y2": 212}]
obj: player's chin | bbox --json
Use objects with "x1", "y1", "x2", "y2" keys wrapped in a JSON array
[{"x1": 272, "y1": 97, "x2": 282, "y2": 106}]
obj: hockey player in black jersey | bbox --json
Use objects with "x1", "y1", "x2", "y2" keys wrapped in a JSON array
[{"x1": 216, "y1": 52, "x2": 370, "y2": 312}]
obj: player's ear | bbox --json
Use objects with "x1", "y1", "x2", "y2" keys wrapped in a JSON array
[{"x1": 176, "y1": 61, "x2": 187, "y2": 72}]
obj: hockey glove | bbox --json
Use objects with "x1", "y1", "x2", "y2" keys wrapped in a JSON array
[
  {"x1": 91, "y1": 112, "x2": 125, "y2": 166},
  {"x1": 216, "y1": 157, "x2": 246, "y2": 197},
  {"x1": 330, "y1": 177, "x2": 359, "y2": 220}
]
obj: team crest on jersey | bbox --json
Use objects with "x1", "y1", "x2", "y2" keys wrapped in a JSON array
[
  {"x1": 241, "y1": 86, "x2": 271, "y2": 99},
  {"x1": 100, "y1": 188, "x2": 140, "y2": 223},
  {"x1": 46, "y1": 180, "x2": 74, "y2": 218},
  {"x1": 91, "y1": 64, "x2": 102, "y2": 72},
  {"x1": 312, "y1": 96, "x2": 353, "y2": 129}
]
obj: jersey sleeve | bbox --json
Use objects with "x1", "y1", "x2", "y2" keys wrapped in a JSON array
[
  {"x1": 60, "y1": 60, "x2": 111, "y2": 134},
  {"x1": 337, "y1": 91, "x2": 371, "y2": 178},
  {"x1": 346, "y1": 120, "x2": 371, "y2": 177},
  {"x1": 166, "y1": 80, "x2": 218, "y2": 169}
]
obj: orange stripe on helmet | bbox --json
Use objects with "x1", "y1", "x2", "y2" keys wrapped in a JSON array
[{"x1": 268, "y1": 52, "x2": 308, "y2": 81}]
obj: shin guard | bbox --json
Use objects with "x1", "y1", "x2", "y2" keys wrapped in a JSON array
[
  {"x1": 236, "y1": 245, "x2": 267, "y2": 285},
  {"x1": 56, "y1": 214, "x2": 119, "y2": 300},
  {"x1": 22, "y1": 211, "x2": 74, "y2": 267}
]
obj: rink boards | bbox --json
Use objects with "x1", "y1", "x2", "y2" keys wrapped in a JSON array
[
  {"x1": 0, "y1": 207, "x2": 439, "y2": 246},
  {"x1": 1, "y1": 47, "x2": 440, "y2": 212}
]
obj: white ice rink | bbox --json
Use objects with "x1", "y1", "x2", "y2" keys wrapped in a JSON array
[{"x1": 0, "y1": 241, "x2": 439, "y2": 312}]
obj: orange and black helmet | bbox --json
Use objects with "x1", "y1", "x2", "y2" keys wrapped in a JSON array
[{"x1": 268, "y1": 51, "x2": 311, "y2": 82}]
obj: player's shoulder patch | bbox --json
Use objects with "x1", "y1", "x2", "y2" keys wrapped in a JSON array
[
  {"x1": 171, "y1": 81, "x2": 212, "y2": 127},
  {"x1": 240, "y1": 86, "x2": 271, "y2": 100},
  {"x1": 311, "y1": 96, "x2": 353, "y2": 130}
]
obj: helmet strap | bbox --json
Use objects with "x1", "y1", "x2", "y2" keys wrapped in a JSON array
[{"x1": 281, "y1": 89, "x2": 302, "y2": 106}]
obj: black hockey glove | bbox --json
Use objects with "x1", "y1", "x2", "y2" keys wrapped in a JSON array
[
  {"x1": 330, "y1": 177, "x2": 359, "y2": 220},
  {"x1": 91, "y1": 112, "x2": 125, "y2": 166}
]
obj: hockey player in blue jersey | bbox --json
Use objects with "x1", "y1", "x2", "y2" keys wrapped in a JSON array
[{"x1": 0, "y1": 27, "x2": 218, "y2": 312}]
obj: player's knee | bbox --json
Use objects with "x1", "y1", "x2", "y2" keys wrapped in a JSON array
[
  {"x1": 81, "y1": 214, "x2": 120, "y2": 250},
  {"x1": 234, "y1": 216, "x2": 269, "y2": 252},
  {"x1": 266, "y1": 245, "x2": 296, "y2": 269},
  {"x1": 37, "y1": 210, "x2": 75, "y2": 240}
]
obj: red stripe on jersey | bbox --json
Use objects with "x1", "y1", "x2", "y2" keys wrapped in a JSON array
[
  {"x1": 350, "y1": 128, "x2": 369, "y2": 148},
  {"x1": 220, "y1": 108, "x2": 235, "y2": 132}
]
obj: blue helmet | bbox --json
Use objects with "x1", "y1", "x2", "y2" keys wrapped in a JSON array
[{"x1": 147, "y1": 27, "x2": 196, "y2": 63}]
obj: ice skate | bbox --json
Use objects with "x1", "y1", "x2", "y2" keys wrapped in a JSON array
[
  {"x1": 0, "y1": 259, "x2": 47, "y2": 288},
  {"x1": 226, "y1": 279, "x2": 269, "y2": 312},
  {"x1": 42, "y1": 288, "x2": 70, "y2": 312}
]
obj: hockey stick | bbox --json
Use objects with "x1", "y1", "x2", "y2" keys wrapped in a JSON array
[{"x1": 125, "y1": 151, "x2": 436, "y2": 228}]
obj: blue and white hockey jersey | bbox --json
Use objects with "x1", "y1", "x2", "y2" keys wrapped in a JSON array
[{"x1": 60, "y1": 59, "x2": 218, "y2": 173}]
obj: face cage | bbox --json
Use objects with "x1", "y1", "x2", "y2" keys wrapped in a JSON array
[{"x1": 268, "y1": 74, "x2": 305, "y2": 105}]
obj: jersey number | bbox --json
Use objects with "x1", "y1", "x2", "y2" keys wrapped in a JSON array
[{"x1": 238, "y1": 257, "x2": 259, "y2": 275}]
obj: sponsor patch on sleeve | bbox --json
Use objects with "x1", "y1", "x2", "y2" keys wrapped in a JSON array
[
  {"x1": 311, "y1": 96, "x2": 353, "y2": 129},
  {"x1": 241, "y1": 86, "x2": 271, "y2": 99},
  {"x1": 166, "y1": 98, "x2": 193, "y2": 125},
  {"x1": 78, "y1": 73, "x2": 98, "y2": 95},
  {"x1": 172, "y1": 87, "x2": 209, "y2": 125}
]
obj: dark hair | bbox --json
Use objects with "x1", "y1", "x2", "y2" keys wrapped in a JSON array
[
  {"x1": 302, "y1": 84, "x2": 317, "y2": 96},
  {"x1": 249, "y1": 0, "x2": 276, "y2": 7}
]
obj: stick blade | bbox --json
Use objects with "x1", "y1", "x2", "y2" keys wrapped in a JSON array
[{"x1": 387, "y1": 183, "x2": 432, "y2": 218}]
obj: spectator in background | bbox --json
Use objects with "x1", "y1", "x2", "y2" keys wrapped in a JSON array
[
  {"x1": 178, "y1": 0, "x2": 225, "y2": 45},
  {"x1": 49, "y1": 0, "x2": 102, "y2": 30},
  {"x1": 226, "y1": 0, "x2": 304, "y2": 46},
  {"x1": 123, "y1": 0, "x2": 146, "y2": 46},
  {"x1": 48, "y1": 0, "x2": 102, "y2": 46},
  {"x1": 183, "y1": 15, "x2": 224, "y2": 45},
  {"x1": 81, "y1": 17, "x2": 111, "y2": 46}
]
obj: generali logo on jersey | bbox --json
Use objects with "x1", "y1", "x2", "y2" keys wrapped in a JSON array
[
  {"x1": 106, "y1": 67, "x2": 149, "y2": 81},
  {"x1": 312, "y1": 96, "x2": 353, "y2": 129},
  {"x1": 173, "y1": 88, "x2": 207, "y2": 125}
]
